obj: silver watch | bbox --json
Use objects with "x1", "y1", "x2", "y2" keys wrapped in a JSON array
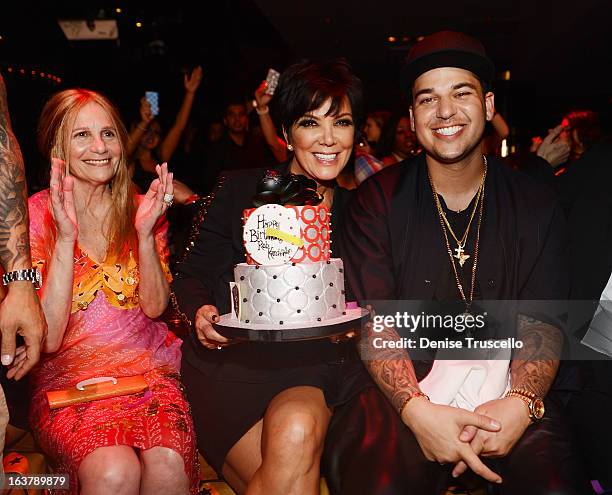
[{"x1": 2, "y1": 268, "x2": 42, "y2": 289}]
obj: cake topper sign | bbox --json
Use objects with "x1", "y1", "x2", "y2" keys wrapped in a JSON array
[{"x1": 244, "y1": 204, "x2": 300, "y2": 265}]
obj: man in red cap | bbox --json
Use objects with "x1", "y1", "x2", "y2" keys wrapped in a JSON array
[{"x1": 339, "y1": 31, "x2": 589, "y2": 493}]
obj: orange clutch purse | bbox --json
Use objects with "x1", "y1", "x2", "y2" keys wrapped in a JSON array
[{"x1": 46, "y1": 375, "x2": 148, "y2": 410}]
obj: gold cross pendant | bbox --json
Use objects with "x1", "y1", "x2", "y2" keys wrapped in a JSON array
[{"x1": 454, "y1": 245, "x2": 470, "y2": 267}]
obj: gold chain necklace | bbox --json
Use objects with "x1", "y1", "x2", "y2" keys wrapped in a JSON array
[
  {"x1": 440, "y1": 184, "x2": 483, "y2": 267},
  {"x1": 428, "y1": 157, "x2": 487, "y2": 313},
  {"x1": 435, "y1": 164, "x2": 485, "y2": 267}
]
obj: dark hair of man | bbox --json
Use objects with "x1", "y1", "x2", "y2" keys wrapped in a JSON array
[
  {"x1": 224, "y1": 99, "x2": 247, "y2": 115},
  {"x1": 563, "y1": 109, "x2": 602, "y2": 151},
  {"x1": 273, "y1": 59, "x2": 364, "y2": 140}
]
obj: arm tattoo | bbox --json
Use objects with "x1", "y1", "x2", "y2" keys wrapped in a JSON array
[
  {"x1": 0, "y1": 74, "x2": 31, "y2": 271},
  {"x1": 360, "y1": 318, "x2": 421, "y2": 412},
  {"x1": 511, "y1": 314, "x2": 562, "y2": 397}
]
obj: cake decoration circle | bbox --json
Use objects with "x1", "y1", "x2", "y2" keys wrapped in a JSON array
[{"x1": 243, "y1": 204, "x2": 301, "y2": 265}]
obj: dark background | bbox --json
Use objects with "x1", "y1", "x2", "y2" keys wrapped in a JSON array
[{"x1": 1, "y1": 0, "x2": 611, "y2": 182}]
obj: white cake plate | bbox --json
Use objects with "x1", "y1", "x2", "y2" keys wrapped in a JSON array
[{"x1": 213, "y1": 307, "x2": 369, "y2": 342}]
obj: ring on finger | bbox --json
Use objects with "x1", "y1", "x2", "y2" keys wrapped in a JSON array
[{"x1": 163, "y1": 193, "x2": 174, "y2": 207}]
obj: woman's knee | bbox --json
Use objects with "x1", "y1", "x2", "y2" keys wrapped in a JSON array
[
  {"x1": 79, "y1": 446, "x2": 141, "y2": 492},
  {"x1": 141, "y1": 446, "x2": 187, "y2": 481},
  {"x1": 265, "y1": 408, "x2": 327, "y2": 462}
]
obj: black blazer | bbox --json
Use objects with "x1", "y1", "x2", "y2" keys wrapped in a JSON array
[
  {"x1": 172, "y1": 164, "x2": 353, "y2": 368},
  {"x1": 340, "y1": 154, "x2": 569, "y2": 327}
]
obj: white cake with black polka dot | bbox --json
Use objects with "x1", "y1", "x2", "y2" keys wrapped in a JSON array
[
  {"x1": 231, "y1": 203, "x2": 347, "y2": 325},
  {"x1": 234, "y1": 259, "x2": 346, "y2": 324}
]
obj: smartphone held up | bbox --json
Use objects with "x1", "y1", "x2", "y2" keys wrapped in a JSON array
[
  {"x1": 264, "y1": 69, "x2": 280, "y2": 96},
  {"x1": 145, "y1": 91, "x2": 159, "y2": 117}
]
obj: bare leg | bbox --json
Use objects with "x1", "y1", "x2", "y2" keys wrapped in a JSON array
[
  {"x1": 223, "y1": 419, "x2": 264, "y2": 493},
  {"x1": 78, "y1": 445, "x2": 141, "y2": 495},
  {"x1": 247, "y1": 386, "x2": 331, "y2": 495},
  {"x1": 139, "y1": 446, "x2": 190, "y2": 495}
]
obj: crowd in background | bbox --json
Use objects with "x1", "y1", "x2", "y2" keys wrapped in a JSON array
[{"x1": 1, "y1": 39, "x2": 612, "y2": 494}]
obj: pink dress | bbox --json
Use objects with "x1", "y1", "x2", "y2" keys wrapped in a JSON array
[{"x1": 28, "y1": 190, "x2": 199, "y2": 494}]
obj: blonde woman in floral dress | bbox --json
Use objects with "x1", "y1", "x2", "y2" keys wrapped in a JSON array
[{"x1": 26, "y1": 89, "x2": 198, "y2": 494}]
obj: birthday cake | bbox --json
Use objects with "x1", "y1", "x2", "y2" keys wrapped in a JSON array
[{"x1": 229, "y1": 171, "x2": 347, "y2": 325}]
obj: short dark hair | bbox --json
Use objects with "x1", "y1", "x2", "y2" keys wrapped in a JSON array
[
  {"x1": 224, "y1": 99, "x2": 247, "y2": 115},
  {"x1": 563, "y1": 110, "x2": 602, "y2": 150},
  {"x1": 273, "y1": 59, "x2": 364, "y2": 140}
]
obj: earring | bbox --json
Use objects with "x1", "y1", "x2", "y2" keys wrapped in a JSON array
[{"x1": 287, "y1": 144, "x2": 293, "y2": 151}]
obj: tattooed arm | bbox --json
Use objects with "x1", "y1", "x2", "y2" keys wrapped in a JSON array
[
  {"x1": 511, "y1": 314, "x2": 562, "y2": 396},
  {"x1": 360, "y1": 319, "x2": 422, "y2": 412},
  {"x1": 0, "y1": 79, "x2": 29, "y2": 271},
  {"x1": 359, "y1": 320, "x2": 502, "y2": 482},
  {"x1": 451, "y1": 315, "x2": 563, "y2": 477},
  {"x1": 0, "y1": 73, "x2": 46, "y2": 379}
]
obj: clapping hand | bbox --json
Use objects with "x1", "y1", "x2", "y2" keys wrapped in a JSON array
[
  {"x1": 135, "y1": 162, "x2": 174, "y2": 237},
  {"x1": 535, "y1": 125, "x2": 571, "y2": 168},
  {"x1": 49, "y1": 158, "x2": 78, "y2": 243},
  {"x1": 184, "y1": 66, "x2": 203, "y2": 94}
]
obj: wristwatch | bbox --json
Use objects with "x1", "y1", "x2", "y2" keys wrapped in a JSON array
[
  {"x1": 504, "y1": 388, "x2": 545, "y2": 422},
  {"x1": 2, "y1": 268, "x2": 42, "y2": 289}
]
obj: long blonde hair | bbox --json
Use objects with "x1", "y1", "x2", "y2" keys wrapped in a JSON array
[{"x1": 37, "y1": 88, "x2": 138, "y2": 262}]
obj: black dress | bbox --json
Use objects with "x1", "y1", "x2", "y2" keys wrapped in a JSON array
[{"x1": 172, "y1": 164, "x2": 372, "y2": 474}]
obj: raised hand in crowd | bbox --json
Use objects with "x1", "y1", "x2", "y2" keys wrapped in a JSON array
[
  {"x1": 534, "y1": 124, "x2": 571, "y2": 168},
  {"x1": 254, "y1": 79, "x2": 288, "y2": 163},
  {"x1": 129, "y1": 65, "x2": 203, "y2": 164},
  {"x1": 184, "y1": 65, "x2": 203, "y2": 94},
  {"x1": 127, "y1": 97, "x2": 155, "y2": 158}
]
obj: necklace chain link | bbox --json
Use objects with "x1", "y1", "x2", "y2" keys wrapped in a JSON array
[{"x1": 428, "y1": 156, "x2": 487, "y2": 312}]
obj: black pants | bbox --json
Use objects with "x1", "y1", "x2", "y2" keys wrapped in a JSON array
[
  {"x1": 567, "y1": 360, "x2": 612, "y2": 490},
  {"x1": 323, "y1": 387, "x2": 591, "y2": 495}
]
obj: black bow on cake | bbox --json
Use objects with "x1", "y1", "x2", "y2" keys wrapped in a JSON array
[{"x1": 252, "y1": 171, "x2": 324, "y2": 207}]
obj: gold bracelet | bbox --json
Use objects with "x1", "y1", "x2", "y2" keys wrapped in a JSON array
[
  {"x1": 256, "y1": 106, "x2": 269, "y2": 115},
  {"x1": 504, "y1": 387, "x2": 536, "y2": 399},
  {"x1": 398, "y1": 391, "x2": 430, "y2": 416}
]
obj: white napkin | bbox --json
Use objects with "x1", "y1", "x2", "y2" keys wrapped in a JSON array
[
  {"x1": 419, "y1": 346, "x2": 511, "y2": 411},
  {"x1": 582, "y1": 270, "x2": 612, "y2": 357}
]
